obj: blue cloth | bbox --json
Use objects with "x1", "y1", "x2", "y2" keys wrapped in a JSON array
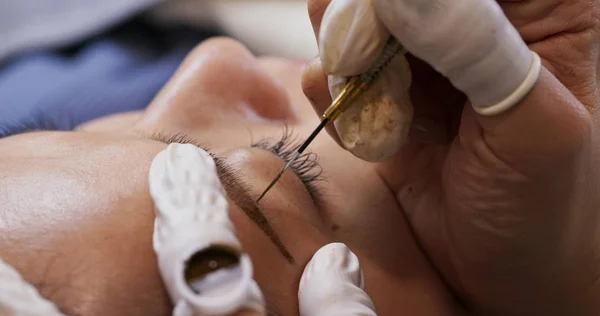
[{"x1": 0, "y1": 20, "x2": 218, "y2": 137}]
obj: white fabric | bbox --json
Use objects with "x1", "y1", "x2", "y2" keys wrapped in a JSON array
[
  {"x1": 0, "y1": 0, "x2": 161, "y2": 62},
  {"x1": 149, "y1": 143, "x2": 265, "y2": 316},
  {"x1": 0, "y1": 0, "x2": 318, "y2": 62},
  {"x1": 150, "y1": 0, "x2": 318, "y2": 60},
  {"x1": 0, "y1": 258, "x2": 64, "y2": 316},
  {"x1": 298, "y1": 243, "x2": 377, "y2": 316},
  {"x1": 319, "y1": 0, "x2": 539, "y2": 115}
]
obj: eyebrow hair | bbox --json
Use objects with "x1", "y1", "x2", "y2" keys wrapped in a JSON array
[
  {"x1": 250, "y1": 126, "x2": 324, "y2": 201},
  {"x1": 147, "y1": 130, "x2": 324, "y2": 201},
  {"x1": 145, "y1": 131, "x2": 298, "y2": 263},
  {"x1": 213, "y1": 157, "x2": 295, "y2": 264}
]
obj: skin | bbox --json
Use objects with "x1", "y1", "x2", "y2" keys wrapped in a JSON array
[
  {"x1": 0, "y1": 38, "x2": 460, "y2": 315},
  {"x1": 303, "y1": 0, "x2": 600, "y2": 315}
]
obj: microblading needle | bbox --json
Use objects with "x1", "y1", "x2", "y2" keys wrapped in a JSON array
[
  {"x1": 256, "y1": 37, "x2": 405, "y2": 203},
  {"x1": 256, "y1": 115, "x2": 330, "y2": 203},
  {"x1": 256, "y1": 151, "x2": 300, "y2": 203}
]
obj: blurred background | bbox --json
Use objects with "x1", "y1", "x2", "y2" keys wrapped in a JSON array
[{"x1": 0, "y1": 0, "x2": 318, "y2": 137}]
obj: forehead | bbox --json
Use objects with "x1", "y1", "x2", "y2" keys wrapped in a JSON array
[
  {"x1": 0, "y1": 131, "x2": 164, "y2": 224},
  {"x1": 0, "y1": 132, "x2": 175, "y2": 315}
]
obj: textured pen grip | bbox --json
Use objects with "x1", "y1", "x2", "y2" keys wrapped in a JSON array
[
  {"x1": 359, "y1": 37, "x2": 405, "y2": 84},
  {"x1": 322, "y1": 37, "x2": 405, "y2": 122}
]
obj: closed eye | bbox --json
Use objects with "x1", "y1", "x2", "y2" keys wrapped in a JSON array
[
  {"x1": 250, "y1": 126, "x2": 325, "y2": 201},
  {"x1": 146, "y1": 130, "x2": 299, "y2": 264},
  {"x1": 146, "y1": 128, "x2": 325, "y2": 201}
]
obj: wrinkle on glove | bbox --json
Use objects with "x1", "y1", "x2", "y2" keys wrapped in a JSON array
[
  {"x1": 319, "y1": 0, "x2": 388, "y2": 77},
  {"x1": 320, "y1": 0, "x2": 537, "y2": 111},
  {"x1": 319, "y1": 0, "x2": 413, "y2": 162},
  {"x1": 298, "y1": 243, "x2": 377, "y2": 316}
]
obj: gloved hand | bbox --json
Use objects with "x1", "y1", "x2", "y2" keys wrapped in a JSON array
[
  {"x1": 298, "y1": 243, "x2": 377, "y2": 316},
  {"x1": 303, "y1": 0, "x2": 600, "y2": 315}
]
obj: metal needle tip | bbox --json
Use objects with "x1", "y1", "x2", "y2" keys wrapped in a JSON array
[{"x1": 256, "y1": 151, "x2": 301, "y2": 203}]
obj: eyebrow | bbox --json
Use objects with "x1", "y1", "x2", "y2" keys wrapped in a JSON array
[
  {"x1": 145, "y1": 131, "x2": 297, "y2": 263},
  {"x1": 213, "y1": 157, "x2": 295, "y2": 264}
]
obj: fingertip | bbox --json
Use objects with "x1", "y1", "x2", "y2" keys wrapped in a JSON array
[
  {"x1": 317, "y1": 0, "x2": 390, "y2": 77},
  {"x1": 301, "y1": 58, "x2": 332, "y2": 115}
]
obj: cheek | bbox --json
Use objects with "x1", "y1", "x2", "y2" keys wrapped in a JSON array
[
  {"x1": 228, "y1": 205, "x2": 328, "y2": 315},
  {"x1": 0, "y1": 175, "x2": 172, "y2": 316},
  {"x1": 218, "y1": 148, "x2": 332, "y2": 313}
]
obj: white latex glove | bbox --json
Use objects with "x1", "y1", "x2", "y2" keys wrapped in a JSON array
[
  {"x1": 149, "y1": 143, "x2": 265, "y2": 316},
  {"x1": 298, "y1": 243, "x2": 377, "y2": 316},
  {"x1": 319, "y1": 0, "x2": 541, "y2": 160},
  {"x1": 0, "y1": 258, "x2": 64, "y2": 316}
]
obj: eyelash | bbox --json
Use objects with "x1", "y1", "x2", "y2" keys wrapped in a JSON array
[
  {"x1": 3, "y1": 122, "x2": 324, "y2": 199},
  {"x1": 251, "y1": 126, "x2": 324, "y2": 199},
  {"x1": 148, "y1": 129, "x2": 325, "y2": 199},
  {"x1": 150, "y1": 132, "x2": 211, "y2": 152}
]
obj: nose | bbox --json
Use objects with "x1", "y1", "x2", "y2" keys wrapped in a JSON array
[{"x1": 141, "y1": 38, "x2": 294, "y2": 131}]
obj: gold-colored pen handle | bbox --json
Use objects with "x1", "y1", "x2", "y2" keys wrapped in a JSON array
[
  {"x1": 321, "y1": 77, "x2": 368, "y2": 122},
  {"x1": 320, "y1": 37, "x2": 405, "y2": 123},
  {"x1": 258, "y1": 39, "x2": 405, "y2": 203}
]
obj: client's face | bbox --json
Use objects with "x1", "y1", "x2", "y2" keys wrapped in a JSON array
[{"x1": 0, "y1": 38, "x2": 458, "y2": 315}]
